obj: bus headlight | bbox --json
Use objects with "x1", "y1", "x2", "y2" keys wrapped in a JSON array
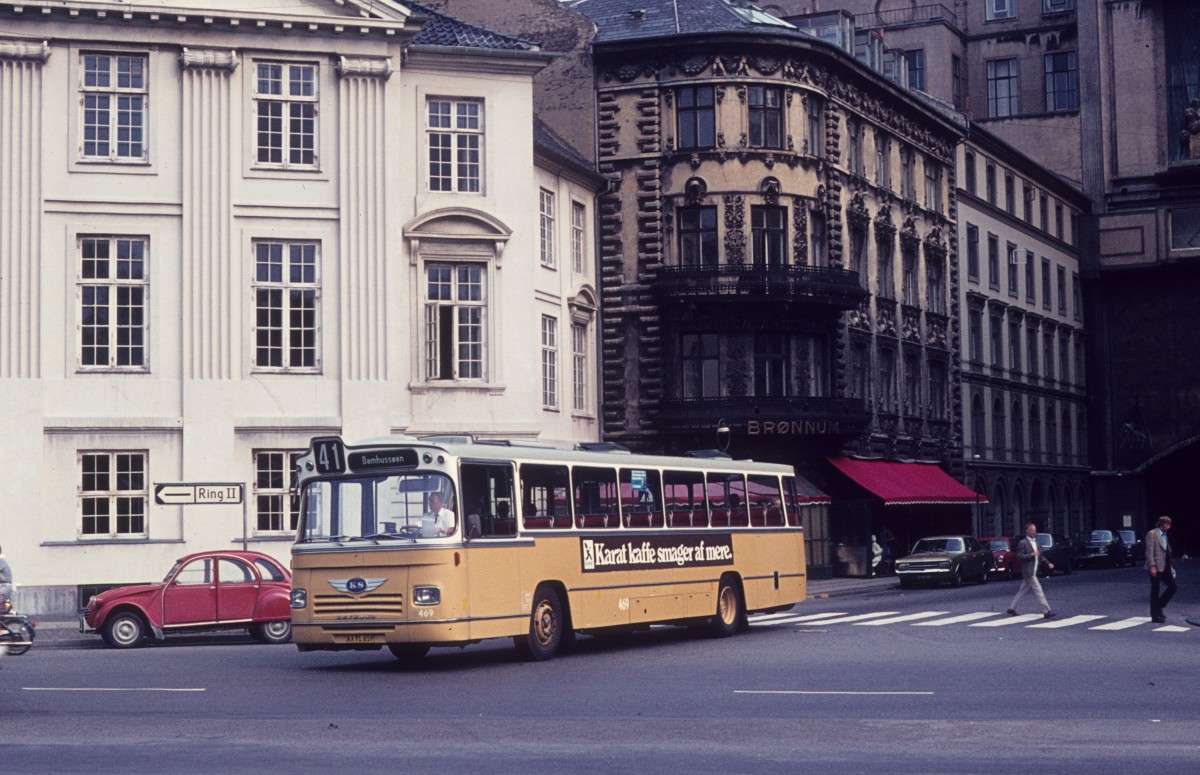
[
  {"x1": 290, "y1": 589, "x2": 308, "y2": 609},
  {"x1": 412, "y1": 586, "x2": 441, "y2": 606}
]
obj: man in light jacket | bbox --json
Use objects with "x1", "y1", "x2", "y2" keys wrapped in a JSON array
[
  {"x1": 1008, "y1": 523, "x2": 1056, "y2": 619},
  {"x1": 1145, "y1": 516, "x2": 1175, "y2": 623}
]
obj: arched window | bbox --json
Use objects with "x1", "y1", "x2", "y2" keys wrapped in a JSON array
[
  {"x1": 1011, "y1": 400, "x2": 1024, "y2": 462},
  {"x1": 1029, "y1": 403, "x2": 1042, "y2": 463},
  {"x1": 991, "y1": 396, "x2": 1007, "y2": 461},
  {"x1": 972, "y1": 393, "x2": 987, "y2": 458}
]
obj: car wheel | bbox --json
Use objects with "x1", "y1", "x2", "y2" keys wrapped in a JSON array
[
  {"x1": 252, "y1": 620, "x2": 292, "y2": 645},
  {"x1": 978, "y1": 566, "x2": 989, "y2": 584},
  {"x1": 103, "y1": 612, "x2": 146, "y2": 649},
  {"x1": 950, "y1": 567, "x2": 962, "y2": 587},
  {"x1": 708, "y1": 575, "x2": 746, "y2": 638},
  {"x1": 388, "y1": 644, "x2": 430, "y2": 661},
  {"x1": 514, "y1": 584, "x2": 565, "y2": 661}
]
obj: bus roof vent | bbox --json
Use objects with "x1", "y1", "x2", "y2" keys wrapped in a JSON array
[
  {"x1": 475, "y1": 438, "x2": 559, "y2": 449},
  {"x1": 418, "y1": 434, "x2": 475, "y2": 444},
  {"x1": 576, "y1": 442, "x2": 632, "y2": 454},
  {"x1": 683, "y1": 449, "x2": 732, "y2": 459}
]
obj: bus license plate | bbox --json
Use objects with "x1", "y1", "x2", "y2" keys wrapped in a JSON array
[{"x1": 343, "y1": 634, "x2": 380, "y2": 644}]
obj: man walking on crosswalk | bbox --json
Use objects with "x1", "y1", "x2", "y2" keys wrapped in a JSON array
[{"x1": 1008, "y1": 522, "x2": 1057, "y2": 619}]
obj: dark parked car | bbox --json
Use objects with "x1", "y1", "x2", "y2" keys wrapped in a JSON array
[
  {"x1": 1014, "y1": 532, "x2": 1075, "y2": 576},
  {"x1": 895, "y1": 535, "x2": 992, "y2": 588},
  {"x1": 80, "y1": 550, "x2": 292, "y2": 649},
  {"x1": 1117, "y1": 530, "x2": 1145, "y2": 565},
  {"x1": 981, "y1": 536, "x2": 1018, "y2": 580},
  {"x1": 1076, "y1": 529, "x2": 1130, "y2": 568}
]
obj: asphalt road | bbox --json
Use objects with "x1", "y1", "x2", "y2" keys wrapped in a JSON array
[{"x1": 3, "y1": 563, "x2": 1197, "y2": 774}]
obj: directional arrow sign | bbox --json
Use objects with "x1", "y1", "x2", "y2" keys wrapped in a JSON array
[{"x1": 154, "y1": 483, "x2": 243, "y2": 506}]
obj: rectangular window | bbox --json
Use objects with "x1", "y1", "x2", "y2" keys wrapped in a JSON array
[
  {"x1": 809, "y1": 209, "x2": 827, "y2": 267},
  {"x1": 1041, "y1": 259, "x2": 1052, "y2": 309},
  {"x1": 924, "y1": 157, "x2": 942, "y2": 212},
  {"x1": 1040, "y1": 194, "x2": 1050, "y2": 231},
  {"x1": 1007, "y1": 242, "x2": 1019, "y2": 297},
  {"x1": 747, "y1": 85, "x2": 782, "y2": 149},
  {"x1": 900, "y1": 146, "x2": 915, "y2": 200},
  {"x1": 877, "y1": 237, "x2": 895, "y2": 298},
  {"x1": 1027, "y1": 327, "x2": 1039, "y2": 377},
  {"x1": 968, "y1": 309, "x2": 983, "y2": 362},
  {"x1": 539, "y1": 189, "x2": 556, "y2": 268},
  {"x1": 905, "y1": 49, "x2": 926, "y2": 92},
  {"x1": 681, "y1": 333, "x2": 720, "y2": 399},
  {"x1": 966, "y1": 224, "x2": 980, "y2": 281},
  {"x1": 902, "y1": 248, "x2": 919, "y2": 306},
  {"x1": 1009, "y1": 320, "x2": 1022, "y2": 373},
  {"x1": 81, "y1": 53, "x2": 148, "y2": 162},
  {"x1": 80, "y1": 451, "x2": 147, "y2": 536},
  {"x1": 428, "y1": 98, "x2": 483, "y2": 192},
  {"x1": 987, "y1": 59, "x2": 1019, "y2": 118},
  {"x1": 254, "y1": 62, "x2": 317, "y2": 168},
  {"x1": 847, "y1": 119, "x2": 864, "y2": 176},
  {"x1": 1059, "y1": 333, "x2": 1070, "y2": 384},
  {"x1": 1043, "y1": 330, "x2": 1055, "y2": 379},
  {"x1": 751, "y1": 206, "x2": 787, "y2": 266},
  {"x1": 987, "y1": 233, "x2": 1000, "y2": 289},
  {"x1": 964, "y1": 151, "x2": 976, "y2": 195},
  {"x1": 990, "y1": 313, "x2": 1004, "y2": 367},
  {"x1": 1044, "y1": 0, "x2": 1073, "y2": 13},
  {"x1": 850, "y1": 341, "x2": 868, "y2": 400},
  {"x1": 1004, "y1": 174, "x2": 1015, "y2": 214},
  {"x1": 1074, "y1": 338, "x2": 1085, "y2": 387},
  {"x1": 1057, "y1": 266, "x2": 1067, "y2": 313},
  {"x1": 253, "y1": 241, "x2": 319, "y2": 371},
  {"x1": 571, "y1": 202, "x2": 587, "y2": 274},
  {"x1": 255, "y1": 450, "x2": 301, "y2": 533},
  {"x1": 426, "y1": 263, "x2": 486, "y2": 381},
  {"x1": 572, "y1": 323, "x2": 588, "y2": 412},
  {"x1": 678, "y1": 206, "x2": 719, "y2": 266},
  {"x1": 952, "y1": 55, "x2": 963, "y2": 109},
  {"x1": 1072, "y1": 272, "x2": 1082, "y2": 319},
  {"x1": 1025, "y1": 257, "x2": 1036, "y2": 303},
  {"x1": 986, "y1": 163, "x2": 997, "y2": 205},
  {"x1": 807, "y1": 98, "x2": 824, "y2": 157},
  {"x1": 849, "y1": 226, "x2": 868, "y2": 279},
  {"x1": 79, "y1": 236, "x2": 149, "y2": 370},
  {"x1": 1024, "y1": 185, "x2": 1035, "y2": 223},
  {"x1": 1045, "y1": 52, "x2": 1078, "y2": 112},
  {"x1": 927, "y1": 257, "x2": 945, "y2": 315},
  {"x1": 876, "y1": 132, "x2": 891, "y2": 190},
  {"x1": 1055, "y1": 204, "x2": 1065, "y2": 240},
  {"x1": 541, "y1": 315, "x2": 558, "y2": 410},
  {"x1": 677, "y1": 85, "x2": 715, "y2": 150},
  {"x1": 929, "y1": 361, "x2": 947, "y2": 419},
  {"x1": 903, "y1": 353, "x2": 920, "y2": 415},
  {"x1": 879, "y1": 349, "x2": 897, "y2": 413},
  {"x1": 987, "y1": 0, "x2": 1016, "y2": 20},
  {"x1": 754, "y1": 333, "x2": 789, "y2": 397}
]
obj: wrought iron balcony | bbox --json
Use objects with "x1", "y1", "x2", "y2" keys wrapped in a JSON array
[
  {"x1": 655, "y1": 264, "x2": 868, "y2": 310},
  {"x1": 656, "y1": 395, "x2": 871, "y2": 436}
]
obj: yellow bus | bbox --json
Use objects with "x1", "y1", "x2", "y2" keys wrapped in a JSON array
[{"x1": 289, "y1": 435, "x2": 810, "y2": 661}]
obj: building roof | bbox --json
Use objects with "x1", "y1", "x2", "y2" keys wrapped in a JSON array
[
  {"x1": 406, "y1": 1, "x2": 540, "y2": 51},
  {"x1": 571, "y1": 0, "x2": 796, "y2": 44}
]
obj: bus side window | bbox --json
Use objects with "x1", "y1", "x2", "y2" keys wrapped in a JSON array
[
  {"x1": 663, "y1": 470, "x2": 705, "y2": 528},
  {"x1": 573, "y1": 466, "x2": 620, "y2": 529},
  {"x1": 520, "y1": 463, "x2": 571, "y2": 530},
  {"x1": 461, "y1": 461, "x2": 516, "y2": 538},
  {"x1": 783, "y1": 476, "x2": 801, "y2": 527},
  {"x1": 748, "y1": 475, "x2": 784, "y2": 526},
  {"x1": 620, "y1": 468, "x2": 663, "y2": 528}
]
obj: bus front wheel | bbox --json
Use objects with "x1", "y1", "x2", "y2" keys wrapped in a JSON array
[
  {"x1": 709, "y1": 576, "x2": 745, "y2": 638},
  {"x1": 515, "y1": 584, "x2": 564, "y2": 661}
]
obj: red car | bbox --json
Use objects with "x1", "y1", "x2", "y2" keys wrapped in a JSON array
[
  {"x1": 981, "y1": 536, "x2": 1018, "y2": 580},
  {"x1": 80, "y1": 550, "x2": 292, "y2": 649}
]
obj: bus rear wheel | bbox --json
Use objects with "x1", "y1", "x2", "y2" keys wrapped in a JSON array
[
  {"x1": 514, "y1": 584, "x2": 564, "y2": 661},
  {"x1": 709, "y1": 576, "x2": 744, "y2": 638},
  {"x1": 388, "y1": 644, "x2": 430, "y2": 661}
]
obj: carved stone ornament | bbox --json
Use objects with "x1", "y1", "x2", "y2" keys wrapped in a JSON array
[
  {"x1": 761, "y1": 177, "x2": 781, "y2": 205},
  {"x1": 752, "y1": 57, "x2": 783, "y2": 76},
  {"x1": 1181, "y1": 97, "x2": 1200, "y2": 159},
  {"x1": 678, "y1": 55, "x2": 714, "y2": 76},
  {"x1": 180, "y1": 48, "x2": 239, "y2": 71},
  {"x1": 846, "y1": 192, "x2": 870, "y2": 228},
  {"x1": 900, "y1": 216, "x2": 921, "y2": 250},
  {"x1": 792, "y1": 199, "x2": 808, "y2": 265},
  {"x1": 902, "y1": 308, "x2": 921, "y2": 342},
  {"x1": 714, "y1": 55, "x2": 749, "y2": 76},
  {"x1": 849, "y1": 299, "x2": 872, "y2": 331},
  {"x1": 923, "y1": 226, "x2": 948, "y2": 259},
  {"x1": 724, "y1": 194, "x2": 746, "y2": 264},
  {"x1": 877, "y1": 304, "x2": 897, "y2": 337},
  {"x1": 875, "y1": 204, "x2": 896, "y2": 243},
  {"x1": 0, "y1": 39, "x2": 50, "y2": 62},
  {"x1": 337, "y1": 56, "x2": 392, "y2": 80},
  {"x1": 684, "y1": 177, "x2": 708, "y2": 205}
]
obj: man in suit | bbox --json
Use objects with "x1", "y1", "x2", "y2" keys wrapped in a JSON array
[
  {"x1": 1145, "y1": 516, "x2": 1175, "y2": 623},
  {"x1": 1008, "y1": 522, "x2": 1057, "y2": 619}
]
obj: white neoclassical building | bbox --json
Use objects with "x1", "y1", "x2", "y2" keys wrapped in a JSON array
[{"x1": 0, "y1": 0, "x2": 602, "y2": 613}]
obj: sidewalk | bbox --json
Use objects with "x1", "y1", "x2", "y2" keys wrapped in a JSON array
[{"x1": 807, "y1": 574, "x2": 898, "y2": 599}]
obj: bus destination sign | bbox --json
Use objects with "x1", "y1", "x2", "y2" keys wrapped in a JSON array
[{"x1": 580, "y1": 534, "x2": 734, "y2": 573}]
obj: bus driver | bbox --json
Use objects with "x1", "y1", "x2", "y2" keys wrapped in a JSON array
[{"x1": 426, "y1": 492, "x2": 456, "y2": 537}]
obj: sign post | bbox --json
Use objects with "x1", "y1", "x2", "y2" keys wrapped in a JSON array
[{"x1": 154, "y1": 482, "x2": 248, "y2": 550}]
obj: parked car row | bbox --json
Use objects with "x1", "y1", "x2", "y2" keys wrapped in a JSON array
[{"x1": 897, "y1": 527, "x2": 1146, "y2": 588}]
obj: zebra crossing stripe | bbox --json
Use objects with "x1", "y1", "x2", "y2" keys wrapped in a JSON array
[
  {"x1": 1089, "y1": 617, "x2": 1151, "y2": 631},
  {"x1": 912, "y1": 612, "x2": 1001, "y2": 626},
  {"x1": 750, "y1": 612, "x2": 848, "y2": 627},
  {"x1": 1154, "y1": 625, "x2": 1190, "y2": 633},
  {"x1": 969, "y1": 614, "x2": 1043, "y2": 627},
  {"x1": 853, "y1": 611, "x2": 949, "y2": 626},
  {"x1": 806, "y1": 611, "x2": 901, "y2": 625},
  {"x1": 1026, "y1": 614, "x2": 1105, "y2": 629}
]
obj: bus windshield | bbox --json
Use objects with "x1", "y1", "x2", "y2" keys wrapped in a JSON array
[{"x1": 298, "y1": 472, "x2": 458, "y2": 543}]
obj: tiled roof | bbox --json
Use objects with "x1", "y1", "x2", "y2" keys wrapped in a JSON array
[
  {"x1": 406, "y1": 1, "x2": 539, "y2": 51},
  {"x1": 534, "y1": 118, "x2": 595, "y2": 175},
  {"x1": 571, "y1": 0, "x2": 796, "y2": 44}
]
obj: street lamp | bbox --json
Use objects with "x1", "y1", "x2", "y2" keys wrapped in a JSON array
[{"x1": 716, "y1": 418, "x2": 731, "y2": 452}]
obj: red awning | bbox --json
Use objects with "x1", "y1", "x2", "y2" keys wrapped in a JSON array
[
  {"x1": 790, "y1": 474, "x2": 831, "y2": 505},
  {"x1": 826, "y1": 456, "x2": 987, "y2": 506}
]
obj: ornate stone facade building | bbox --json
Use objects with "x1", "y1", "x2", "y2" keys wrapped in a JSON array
[{"x1": 573, "y1": 0, "x2": 966, "y2": 571}]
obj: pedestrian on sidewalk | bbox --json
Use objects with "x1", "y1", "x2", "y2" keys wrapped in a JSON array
[
  {"x1": 1008, "y1": 523, "x2": 1057, "y2": 619},
  {"x1": 1146, "y1": 515, "x2": 1176, "y2": 623}
]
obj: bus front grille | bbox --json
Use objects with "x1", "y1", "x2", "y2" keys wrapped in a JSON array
[{"x1": 313, "y1": 594, "x2": 405, "y2": 617}]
